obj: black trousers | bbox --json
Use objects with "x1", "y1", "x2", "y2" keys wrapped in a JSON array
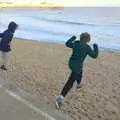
[{"x1": 61, "y1": 71, "x2": 82, "y2": 97}]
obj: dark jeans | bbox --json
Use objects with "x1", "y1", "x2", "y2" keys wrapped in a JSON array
[{"x1": 61, "y1": 71, "x2": 82, "y2": 97}]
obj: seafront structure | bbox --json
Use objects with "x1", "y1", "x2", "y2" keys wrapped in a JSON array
[{"x1": 0, "y1": 0, "x2": 59, "y2": 7}]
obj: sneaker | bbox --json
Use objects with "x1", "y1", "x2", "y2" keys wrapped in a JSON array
[
  {"x1": 55, "y1": 97, "x2": 63, "y2": 109},
  {"x1": 76, "y1": 84, "x2": 81, "y2": 90},
  {"x1": 0, "y1": 65, "x2": 7, "y2": 71}
]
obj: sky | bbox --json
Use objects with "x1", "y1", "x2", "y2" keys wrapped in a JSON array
[{"x1": 0, "y1": 0, "x2": 120, "y2": 6}]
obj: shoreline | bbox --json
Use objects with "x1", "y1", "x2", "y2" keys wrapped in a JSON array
[
  {"x1": 15, "y1": 37, "x2": 120, "y2": 53},
  {"x1": 0, "y1": 6, "x2": 120, "y2": 8},
  {"x1": 0, "y1": 6, "x2": 64, "y2": 9}
]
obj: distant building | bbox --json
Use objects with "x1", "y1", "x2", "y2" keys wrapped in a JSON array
[
  {"x1": 0, "y1": 0, "x2": 63, "y2": 8},
  {"x1": 0, "y1": 2, "x2": 12, "y2": 4},
  {"x1": 0, "y1": 0, "x2": 13, "y2": 4},
  {"x1": 0, "y1": 0, "x2": 14, "y2": 7}
]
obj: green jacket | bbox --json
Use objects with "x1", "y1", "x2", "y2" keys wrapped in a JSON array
[{"x1": 66, "y1": 36, "x2": 99, "y2": 73}]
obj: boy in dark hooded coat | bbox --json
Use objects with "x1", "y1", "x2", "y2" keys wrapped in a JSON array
[
  {"x1": 56, "y1": 32, "x2": 99, "y2": 109},
  {"x1": 0, "y1": 21, "x2": 18, "y2": 70}
]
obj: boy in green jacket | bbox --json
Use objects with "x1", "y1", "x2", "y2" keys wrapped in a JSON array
[{"x1": 56, "y1": 32, "x2": 99, "y2": 108}]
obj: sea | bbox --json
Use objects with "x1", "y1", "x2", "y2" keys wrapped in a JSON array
[{"x1": 0, "y1": 7, "x2": 120, "y2": 51}]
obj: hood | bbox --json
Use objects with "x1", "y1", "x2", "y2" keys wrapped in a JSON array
[{"x1": 8, "y1": 21, "x2": 18, "y2": 33}]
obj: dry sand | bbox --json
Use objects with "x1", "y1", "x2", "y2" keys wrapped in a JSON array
[{"x1": 0, "y1": 39, "x2": 120, "y2": 120}]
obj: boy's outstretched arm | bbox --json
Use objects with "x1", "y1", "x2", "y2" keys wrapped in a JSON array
[
  {"x1": 0, "y1": 33, "x2": 3, "y2": 38},
  {"x1": 8, "y1": 34, "x2": 13, "y2": 42},
  {"x1": 65, "y1": 36, "x2": 76, "y2": 48},
  {"x1": 86, "y1": 44, "x2": 99, "y2": 58}
]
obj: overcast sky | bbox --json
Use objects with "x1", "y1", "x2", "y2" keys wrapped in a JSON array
[{"x1": 0, "y1": 0, "x2": 120, "y2": 6}]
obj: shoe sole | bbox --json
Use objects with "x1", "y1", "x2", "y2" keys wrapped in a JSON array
[{"x1": 75, "y1": 87, "x2": 82, "y2": 91}]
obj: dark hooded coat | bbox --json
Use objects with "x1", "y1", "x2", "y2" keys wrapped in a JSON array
[{"x1": 0, "y1": 22, "x2": 18, "y2": 52}]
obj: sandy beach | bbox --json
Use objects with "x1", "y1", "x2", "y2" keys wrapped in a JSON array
[{"x1": 0, "y1": 38, "x2": 120, "y2": 120}]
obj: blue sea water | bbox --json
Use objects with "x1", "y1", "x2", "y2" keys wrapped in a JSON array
[{"x1": 0, "y1": 7, "x2": 120, "y2": 51}]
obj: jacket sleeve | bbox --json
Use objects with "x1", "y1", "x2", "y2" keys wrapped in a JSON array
[
  {"x1": 65, "y1": 36, "x2": 76, "y2": 48},
  {"x1": 0, "y1": 33, "x2": 3, "y2": 38},
  {"x1": 3, "y1": 33, "x2": 13, "y2": 43},
  {"x1": 8, "y1": 34, "x2": 13, "y2": 43},
  {"x1": 86, "y1": 44, "x2": 99, "y2": 58}
]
